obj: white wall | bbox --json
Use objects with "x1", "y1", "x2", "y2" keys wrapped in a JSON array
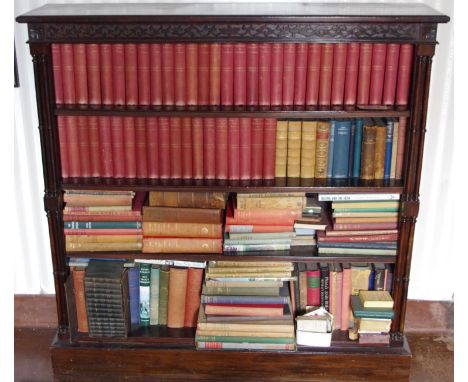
[{"x1": 14, "y1": 0, "x2": 454, "y2": 300}]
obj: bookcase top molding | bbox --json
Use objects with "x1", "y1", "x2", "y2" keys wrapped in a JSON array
[{"x1": 17, "y1": 2, "x2": 449, "y2": 44}]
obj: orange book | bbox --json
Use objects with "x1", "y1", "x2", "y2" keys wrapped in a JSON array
[
  {"x1": 183, "y1": 268, "x2": 204, "y2": 327},
  {"x1": 167, "y1": 268, "x2": 188, "y2": 328},
  {"x1": 71, "y1": 267, "x2": 88, "y2": 333}
]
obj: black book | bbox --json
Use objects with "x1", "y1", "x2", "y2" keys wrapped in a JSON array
[{"x1": 319, "y1": 263, "x2": 330, "y2": 311}]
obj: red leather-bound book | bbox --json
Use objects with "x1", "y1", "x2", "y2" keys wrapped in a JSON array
[
  {"x1": 331, "y1": 43, "x2": 348, "y2": 105},
  {"x1": 198, "y1": 43, "x2": 210, "y2": 106},
  {"x1": 215, "y1": 118, "x2": 228, "y2": 179},
  {"x1": 228, "y1": 118, "x2": 240, "y2": 180},
  {"x1": 66, "y1": 116, "x2": 80, "y2": 177},
  {"x1": 161, "y1": 43, "x2": 175, "y2": 106},
  {"x1": 98, "y1": 116, "x2": 113, "y2": 177},
  {"x1": 60, "y1": 44, "x2": 76, "y2": 104},
  {"x1": 294, "y1": 43, "x2": 308, "y2": 106},
  {"x1": 369, "y1": 43, "x2": 387, "y2": 105},
  {"x1": 263, "y1": 118, "x2": 276, "y2": 179},
  {"x1": 137, "y1": 43, "x2": 151, "y2": 105},
  {"x1": 57, "y1": 116, "x2": 69, "y2": 177},
  {"x1": 51, "y1": 44, "x2": 63, "y2": 104},
  {"x1": 270, "y1": 43, "x2": 283, "y2": 106},
  {"x1": 258, "y1": 43, "x2": 272, "y2": 106},
  {"x1": 73, "y1": 44, "x2": 88, "y2": 104},
  {"x1": 251, "y1": 118, "x2": 264, "y2": 179},
  {"x1": 344, "y1": 43, "x2": 360, "y2": 105},
  {"x1": 306, "y1": 268, "x2": 321, "y2": 307},
  {"x1": 150, "y1": 44, "x2": 163, "y2": 105},
  {"x1": 88, "y1": 116, "x2": 101, "y2": 177},
  {"x1": 146, "y1": 117, "x2": 159, "y2": 179},
  {"x1": 112, "y1": 44, "x2": 126, "y2": 105},
  {"x1": 123, "y1": 117, "x2": 136, "y2": 178},
  {"x1": 174, "y1": 43, "x2": 186, "y2": 106},
  {"x1": 319, "y1": 43, "x2": 334, "y2": 106},
  {"x1": 395, "y1": 116, "x2": 407, "y2": 179},
  {"x1": 246, "y1": 43, "x2": 259, "y2": 106},
  {"x1": 86, "y1": 44, "x2": 101, "y2": 105},
  {"x1": 203, "y1": 118, "x2": 216, "y2": 179},
  {"x1": 135, "y1": 117, "x2": 148, "y2": 178},
  {"x1": 110, "y1": 116, "x2": 125, "y2": 178},
  {"x1": 395, "y1": 44, "x2": 414, "y2": 106},
  {"x1": 181, "y1": 117, "x2": 193, "y2": 179},
  {"x1": 305, "y1": 43, "x2": 321, "y2": 106},
  {"x1": 382, "y1": 44, "x2": 400, "y2": 105},
  {"x1": 77, "y1": 116, "x2": 91, "y2": 177},
  {"x1": 99, "y1": 44, "x2": 113, "y2": 105},
  {"x1": 169, "y1": 117, "x2": 182, "y2": 179},
  {"x1": 282, "y1": 43, "x2": 296, "y2": 106},
  {"x1": 124, "y1": 44, "x2": 138, "y2": 105},
  {"x1": 357, "y1": 43, "x2": 373, "y2": 105},
  {"x1": 186, "y1": 43, "x2": 198, "y2": 106},
  {"x1": 239, "y1": 118, "x2": 252, "y2": 180},
  {"x1": 158, "y1": 117, "x2": 171, "y2": 179},
  {"x1": 192, "y1": 117, "x2": 204, "y2": 179},
  {"x1": 234, "y1": 43, "x2": 247, "y2": 106},
  {"x1": 209, "y1": 43, "x2": 221, "y2": 106},
  {"x1": 221, "y1": 43, "x2": 234, "y2": 106}
]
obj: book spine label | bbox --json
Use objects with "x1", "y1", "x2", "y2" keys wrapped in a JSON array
[
  {"x1": 158, "y1": 117, "x2": 171, "y2": 179},
  {"x1": 282, "y1": 43, "x2": 296, "y2": 105},
  {"x1": 198, "y1": 43, "x2": 210, "y2": 105},
  {"x1": 137, "y1": 43, "x2": 151, "y2": 105},
  {"x1": 270, "y1": 43, "x2": 283, "y2": 106},
  {"x1": 263, "y1": 118, "x2": 276, "y2": 179},
  {"x1": 331, "y1": 43, "x2": 348, "y2": 105},
  {"x1": 146, "y1": 117, "x2": 159, "y2": 178},
  {"x1": 123, "y1": 117, "x2": 136, "y2": 178},
  {"x1": 86, "y1": 44, "x2": 101, "y2": 105},
  {"x1": 66, "y1": 116, "x2": 81, "y2": 177},
  {"x1": 344, "y1": 43, "x2": 360, "y2": 105},
  {"x1": 61, "y1": 44, "x2": 76, "y2": 104},
  {"x1": 57, "y1": 116, "x2": 69, "y2": 177},
  {"x1": 221, "y1": 43, "x2": 234, "y2": 106},
  {"x1": 239, "y1": 118, "x2": 252, "y2": 180},
  {"x1": 233, "y1": 43, "x2": 247, "y2": 106},
  {"x1": 319, "y1": 43, "x2": 334, "y2": 105},
  {"x1": 305, "y1": 43, "x2": 321, "y2": 105},
  {"x1": 251, "y1": 118, "x2": 264, "y2": 179},
  {"x1": 275, "y1": 121, "x2": 288, "y2": 178},
  {"x1": 383, "y1": 121, "x2": 394, "y2": 179},
  {"x1": 150, "y1": 43, "x2": 163, "y2": 105},
  {"x1": 246, "y1": 43, "x2": 259, "y2": 105},
  {"x1": 293, "y1": 43, "x2": 308, "y2": 106},
  {"x1": 203, "y1": 117, "x2": 216, "y2": 179},
  {"x1": 169, "y1": 117, "x2": 182, "y2": 179},
  {"x1": 209, "y1": 43, "x2": 221, "y2": 105},
  {"x1": 112, "y1": 44, "x2": 125, "y2": 105},
  {"x1": 258, "y1": 43, "x2": 272, "y2": 106},
  {"x1": 161, "y1": 43, "x2": 175, "y2": 106},
  {"x1": 360, "y1": 125, "x2": 376, "y2": 180},
  {"x1": 174, "y1": 43, "x2": 186, "y2": 106},
  {"x1": 51, "y1": 44, "x2": 64, "y2": 104},
  {"x1": 326, "y1": 121, "x2": 336, "y2": 178},
  {"x1": 77, "y1": 116, "x2": 91, "y2": 177},
  {"x1": 382, "y1": 44, "x2": 400, "y2": 105},
  {"x1": 357, "y1": 43, "x2": 373, "y2": 105},
  {"x1": 395, "y1": 44, "x2": 414, "y2": 106},
  {"x1": 369, "y1": 43, "x2": 387, "y2": 105},
  {"x1": 395, "y1": 117, "x2": 407, "y2": 179},
  {"x1": 73, "y1": 44, "x2": 88, "y2": 104},
  {"x1": 124, "y1": 43, "x2": 138, "y2": 105},
  {"x1": 374, "y1": 125, "x2": 387, "y2": 179},
  {"x1": 181, "y1": 117, "x2": 193, "y2": 179},
  {"x1": 228, "y1": 118, "x2": 240, "y2": 180},
  {"x1": 87, "y1": 116, "x2": 101, "y2": 177},
  {"x1": 215, "y1": 118, "x2": 229, "y2": 179},
  {"x1": 135, "y1": 117, "x2": 148, "y2": 178},
  {"x1": 186, "y1": 43, "x2": 198, "y2": 105},
  {"x1": 192, "y1": 117, "x2": 204, "y2": 179},
  {"x1": 315, "y1": 122, "x2": 330, "y2": 178},
  {"x1": 99, "y1": 44, "x2": 113, "y2": 105},
  {"x1": 287, "y1": 121, "x2": 302, "y2": 178}
]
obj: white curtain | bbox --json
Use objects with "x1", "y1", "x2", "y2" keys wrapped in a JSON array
[{"x1": 14, "y1": 0, "x2": 454, "y2": 300}]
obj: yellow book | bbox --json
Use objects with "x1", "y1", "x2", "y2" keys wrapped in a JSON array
[
  {"x1": 358, "y1": 290, "x2": 394, "y2": 308},
  {"x1": 314, "y1": 121, "x2": 330, "y2": 178},
  {"x1": 331, "y1": 201, "x2": 400, "y2": 209},
  {"x1": 351, "y1": 265, "x2": 371, "y2": 295},
  {"x1": 300, "y1": 121, "x2": 317, "y2": 178},
  {"x1": 287, "y1": 121, "x2": 302, "y2": 178},
  {"x1": 236, "y1": 196, "x2": 306, "y2": 210},
  {"x1": 275, "y1": 120, "x2": 288, "y2": 177}
]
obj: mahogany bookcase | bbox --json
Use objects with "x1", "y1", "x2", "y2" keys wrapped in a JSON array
[{"x1": 17, "y1": 3, "x2": 449, "y2": 381}]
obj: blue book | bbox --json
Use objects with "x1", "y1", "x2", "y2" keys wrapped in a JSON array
[
  {"x1": 326, "y1": 120, "x2": 336, "y2": 178},
  {"x1": 352, "y1": 119, "x2": 364, "y2": 178},
  {"x1": 294, "y1": 228, "x2": 316, "y2": 235},
  {"x1": 317, "y1": 241, "x2": 397, "y2": 250},
  {"x1": 383, "y1": 120, "x2": 394, "y2": 179},
  {"x1": 368, "y1": 264, "x2": 375, "y2": 291},
  {"x1": 348, "y1": 121, "x2": 356, "y2": 178},
  {"x1": 332, "y1": 120, "x2": 352, "y2": 178},
  {"x1": 128, "y1": 266, "x2": 140, "y2": 325}
]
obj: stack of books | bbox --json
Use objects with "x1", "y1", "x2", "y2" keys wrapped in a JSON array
[
  {"x1": 142, "y1": 191, "x2": 227, "y2": 253},
  {"x1": 195, "y1": 261, "x2": 296, "y2": 350},
  {"x1": 351, "y1": 290, "x2": 394, "y2": 345},
  {"x1": 292, "y1": 195, "x2": 327, "y2": 247},
  {"x1": 63, "y1": 190, "x2": 145, "y2": 252},
  {"x1": 316, "y1": 193, "x2": 400, "y2": 256},
  {"x1": 224, "y1": 193, "x2": 307, "y2": 253}
]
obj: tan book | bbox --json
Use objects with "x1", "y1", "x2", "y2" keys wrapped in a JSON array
[
  {"x1": 142, "y1": 222, "x2": 222, "y2": 238},
  {"x1": 66, "y1": 241, "x2": 142, "y2": 252},
  {"x1": 195, "y1": 329, "x2": 294, "y2": 338},
  {"x1": 204, "y1": 280, "x2": 283, "y2": 288},
  {"x1": 236, "y1": 196, "x2": 306, "y2": 210},
  {"x1": 351, "y1": 265, "x2": 371, "y2": 295},
  {"x1": 210, "y1": 261, "x2": 294, "y2": 268},
  {"x1": 149, "y1": 191, "x2": 227, "y2": 209},
  {"x1": 374, "y1": 124, "x2": 387, "y2": 179},
  {"x1": 390, "y1": 120, "x2": 399, "y2": 179},
  {"x1": 167, "y1": 267, "x2": 188, "y2": 328},
  {"x1": 204, "y1": 304, "x2": 284, "y2": 317},
  {"x1": 359, "y1": 290, "x2": 394, "y2": 308},
  {"x1": 300, "y1": 121, "x2": 317, "y2": 178},
  {"x1": 358, "y1": 318, "x2": 392, "y2": 333},
  {"x1": 286, "y1": 121, "x2": 302, "y2": 178},
  {"x1": 331, "y1": 201, "x2": 400, "y2": 209},
  {"x1": 332, "y1": 212, "x2": 398, "y2": 218},
  {"x1": 360, "y1": 123, "x2": 377, "y2": 179},
  {"x1": 65, "y1": 235, "x2": 142, "y2": 243},
  {"x1": 275, "y1": 120, "x2": 288, "y2": 177},
  {"x1": 334, "y1": 217, "x2": 398, "y2": 224},
  {"x1": 143, "y1": 238, "x2": 222, "y2": 253},
  {"x1": 196, "y1": 322, "x2": 294, "y2": 333},
  {"x1": 314, "y1": 121, "x2": 330, "y2": 178}
]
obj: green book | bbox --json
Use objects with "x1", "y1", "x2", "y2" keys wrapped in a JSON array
[
  {"x1": 158, "y1": 266, "x2": 170, "y2": 326},
  {"x1": 150, "y1": 266, "x2": 160, "y2": 325},
  {"x1": 139, "y1": 263, "x2": 151, "y2": 327},
  {"x1": 350, "y1": 295, "x2": 394, "y2": 319}
]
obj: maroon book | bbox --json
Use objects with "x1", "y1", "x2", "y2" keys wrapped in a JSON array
[
  {"x1": 246, "y1": 43, "x2": 259, "y2": 106},
  {"x1": 258, "y1": 43, "x2": 272, "y2": 106},
  {"x1": 263, "y1": 118, "x2": 277, "y2": 179},
  {"x1": 209, "y1": 43, "x2": 221, "y2": 106},
  {"x1": 150, "y1": 43, "x2": 163, "y2": 105},
  {"x1": 158, "y1": 117, "x2": 171, "y2": 179},
  {"x1": 239, "y1": 118, "x2": 252, "y2": 180},
  {"x1": 215, "y1": 118, "x2": 229, "y2": 179},
  {"x1": 174, "y1": 43, "x2": 186, "y2": 106},
  {"x1": 112, "y1": 44, "x2": 126, "y2": 105},
  {"x1": 137, "y1": 43, "x2": 151, "y2": 105},
  {"x1": 66, "y1": 116, "x2": 81, "y2": 177},
  {"x1": 125, "y1": 44, "x2": 138, "y2": 105},
  {"x1": 169, "y1": 117, "x2": 182, "y2": 179},
  {"x1": 110, "y1": 116, "x2": 125, "y2": 178},
  {"x1": 186, "y1": 43, "x2": 198, "y2": 106},
  {"x1": 282, "y1": 43, "x2": 296, "y2": 106},
  {"x1": 51, "y1": 44, "x2": 63, "y2": 104},
  {"x1": 73, "y1": 44, "x2": 88, "y2": 104},
  {"x1": 98, "y1": 116, "x2": 113, "y2": 178},
  {"x1": 181, "y1": 117, "x2": 193, "y2": 179},
  {"x1": 251, "y1": 118, "x2": 264, "y2": 179},
  {"x1": 86, "y1": 44, "x2": 101, "y2": 105},
  {"x1": 293, "y1": 43, "x2": 308, "y2": 106},
  {"x1": 192, "y1": 117, "x2": 204, "y2": 179},
  {"x1": 77, "y1": 116, "x2": 91, "y2": 177},
  {"x1": 234, "y1": 43, "x2": 247, "y2": 106},
  {"x1": 331, "y1": 43, "x2": 348, "y2": 105},
  {"x1": 88, "y1": 116, "x2": 101, "y2": 177},
  {"x1": 198, "y1": 43, "x2": 210, "y2": 106},
  {"x1": 382, "y1": 44, "x2": 400, "y2": 105},
  {"x1": 395, "y1": 44, "x2": 414, "y2": 106},
  {"x1": 161, "y1": 43, "x2": 175, "y2": 106},
  {"x1": 228, "y1": 118, "x2": 240, "y2": 180},
  {"x1": 203, "y1": 117, "x2": 216, "y2": 179},
  {"x1": 270, "y1": 43, "x2": 284, "y2": 106},
  {"x1": 60, "y1": 44, "x2": 76, "y2": 104},
  {"x1": 135, "y1": 117, "x2": 148, "y2": 178},
  {"x1": 344, "y1": 43, "x2": 360, "y2": 105},
  {"x1": 357, "y1": 43, "x2": 373, "y2": 105},
  {"x1": 319, "y1": 43, "x2": 334, "y2": 106},
  {"x1": 221, "y1": 43, "x2": 234, "y2": 106},
  {"x1": 146, "y1": 117, "x2": 159, "y2": 179},
  {"x1": 305, "y1": 43, "x2": 322, "y2": 106},
  {"x1": 369, "y1": 43, "x2": 387, "y2": 105},
  {"x1": 57, "y1": 116, "x2": 69, "y2": 177},
  {"x1": 100, "y1": 44, "x2": 113, "y2": 105},
  {"x1": 123, "y1": 117, "x2": 136, "y2": 178}
]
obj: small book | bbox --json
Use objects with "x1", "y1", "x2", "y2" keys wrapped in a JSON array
[{"x1": 358, "y1": 290, "x2": 394, "y2": 308}]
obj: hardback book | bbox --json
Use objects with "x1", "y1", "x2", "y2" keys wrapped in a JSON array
[
  {"x1": 360, "y1": 122, "x2": 377, "y2": 179},
  {"x1": 149, "y1": 192, "x2": 227, "y2": 209},
  {"x1": 306, "y1": 263, "x2": 320, "y2": 307},
  {"x1": 128, "y1": 266, "x2": 140, "y2": 325},
  {"x1": 275, "y1": 120, "x2": 288, "y2": 178},
  {"x1": 139, "y1": 263, "x2": 151, "y2": 326},
  {"x1": 350, "y1": 295, "x2": 394, "y2": 319},
  {"x1": 350, "y1": 264, "x2": 371, "y2": 296},
  {"x1": 300, "y1": 121, "x2": 317, "y2": 178},
  {"x1": 357, "y1": 317, "x2": 392, "y2": 333},
  {"x1": 326, "y1": 120, "x2": 336, "y2": 178},
  {"x1": 167, "y1": 267, "x2": 188, "y2": 328},
  {"x1": 150, "y1": 265, "x2": 160, "y2": 325},
  {"x1": 332, "y1": 120, "x2": 352, "y2": 178},
  {"x1": 72, "y1": 267, "x2": 88, "y2": 333},
  {"x1": 287, "y1": 121, "x2": 302, "y2": 178},
  {"x1": 143, "y1": 206, "x2": 223, "y2": 224},
  {"x1": 359, "y1": 290, "x2": 394, "y2": 308},
  {"x1": 315, "y1": 121, "x2": 330, "y2": 178},
  {"x1": 319, "y1": 263, "x2": 329, "y2": 311},
  {"x1": 158, "y1": 266, "x2": 170, "y2": 325},
  {"x1": 184, "y1": 268, "x2": 204, "y2": 328}
]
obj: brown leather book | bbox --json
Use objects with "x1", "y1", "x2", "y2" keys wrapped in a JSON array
[
  {"x1": 167, "y1": 268, "x2": 188, "y2": 328},
  {"x1": 360, "y1": 122, "x2": 377, "y2": 179},
  {"x1": 72, "y1": 267, "x2": 88, "y2": 333},
  {"x1": 374, "y1": 122, "x2": 387, "y2": 179},
  {"x1": 143, "y1": 206, "x2": 223, "y2": 223},
  {"x1": 149, "y1": 192, "x2": 227, "y2": 209},
  {"x1": 314, "y1": 121, "x2": 330, "y2": 179},
  {"x1": 183, "y1": 268, "x2": 204, "y2": 327},
  {"x1": 300, "y1": 121, "x2": 317, "y2": 179},
  {"x1": 286, "y1": 121, "x2": 302, "y2": 178},
  {"x1": 142, "y1": 222, "x2": 222, "y2": 238}
]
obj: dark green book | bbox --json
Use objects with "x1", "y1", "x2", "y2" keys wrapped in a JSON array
[
  {"x1": 158, "y1": 266, "x2": 170, "y2": 326},
  {"x1": 350, "y1": 295, "x2": 394, "y2": 319},
  {"x1": 64, "y1": 221, "x2": 142, "y2": 229}
]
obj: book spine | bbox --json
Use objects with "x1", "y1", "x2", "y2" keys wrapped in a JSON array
[
  {"x1": 369, "y1": 43, "x2": 387, "y2": 105},
  {"x1": 270, "y1": 43, "x2": 283, "y2": 106},
  {"x1": 333, "y1": 222, "x2": 398, "y2": 230},
  {"x1": 112, "y1": 44, "x2": 125, "y2": 105},
  {"x1": 97, "y1": 116, "x2": 113, "y2": 177},
  {"x1": 158, "y1": 268, "x2": 170, "y2": 325},
  {"x1": 203, "y1": 118, "x2": 216, "y2": 179},
  {"x1": 331, "y1": 43, "x2": 348, "y2": 105},
  {"x1": 57, "y1": 116, "x2": 69, "y2": 178},
  {"x1": 168, "y1": 267, "x2": 188, "y2": 328},
  {"x1": 66, "y1": 116, "x2": 81, "y2": 177},
  {"x1": 139, "y1": 263, "x2": 151, "y2": 326},
  {"x1": 158, "y1": 117, "x2": 171, "y2": 179},
  {"x1": 209, "y1": 43, "x2": 221, "y2": 106},
  {"x1": 344, "y1": 43, "x2": 360, "y2": 105},
  {"x1": 65, "y1": 228, "x2": 141, "y2": 235},
  {"x1": 341, "y1": 268, "x2": 352, "y2": 330},
  {"x1": 86, "y1": 44, "x2": 101, "y2": 105},
  {"x1": 228, "y1": 209, "x2": 301, "y2": 225},
  {"x1": 300, "y1": 121, "x2": 317, "y2": 178},
  {"x1": 192, "y1": 117, "x2": 204, "y2": 179},
  {"x1": 128, "y1": 267, "x2": 140, "y2": 325},
  {"x1": 315, "y1": 122, "x2": 330, "y2": 179},
  {"x1": 239, "y1": 118, "x2": 252, "y2": 180},
  {"x1": 61, "y1": 43, "x2": 76, "y2": 104},
  {"x1": 352, "y1": 119, "x2": 363, "y2": 178},
  {"x1": 228, "y1": 118, "x2": 240, "y2": 180},
  {"x1": 99, "y1": 44, "x2": 113, "y2": 105},
  {"x1": 374, "y1": 125, "x2": 387, "y2": 179},
  {"x1": 395, "y1": 117, "x2": 407, "y2": 179},
  {"x1": 293, "y1": 43, "x2": 308, "y2": 106},
  {"x1": 150, "y1": 267, "x2": 160, "y2": 325},
  {"x1": 146, "y1": 117, "x2": 159, "y2": 178},
  {"x1": 215, "y1": 118, "x2": 229, "y2": 179},
  {"x1": 150, "y1": 43, "x2": 163, "y2": 105},
  {"x1": 251, "y1": 118, "x2": 264, "y2": 179},
  {"x1": 72, "y1": 269, "x2": 88, "y2": 333},
  {"x1": 382, "y1": 44, "x2": 400, "y2": 105},
  {"x1": 221, "y1": 43, "x2": 234, "y2": 106},
  {"x1": 51, "y1": 44, "x2": 64, "y2": 104},
  {"x1": 390, "y1": 120, "x2": 399, "y2": 179},
  {"x1": 87, "y1": 116, "x2": 101, "y2": 177},
  {"x1": 326, "y1": 121, "x2": 336, "y2": 178},
  {"x1": 124, "y1": 43, "x2": 138, "y2": 105},
  {"x1": 318, "y1": 234, "x2": 398, "y2": 242},
  {"x1": 77, "y1": 116, "x2": 91, "y2": 177},
  {"x1": 246, "y1": 43, "x2": 259, "y2": 106},
  {"x1": 67, "y1": 241, "x2": 142, "y2": 252},
  {"x1": 143, "y1": 207, "x2": 222, "y2": 224},
  {"x1": 198, "y1": 43, "x2": 210, "y2": 106},
  {"x1": 357, "y1": 43, "x2": 373, "y2": 105},
  {"x1": 282, "y1": 43, "x2": 296, "y2": 106},
  {"x1": 332, "y1": 122, "x2": 351, "y2": 178},
  {"x1": 360, "y1": 125, "x2": 376, "y2": 180},
  {"x1": 274, "y1": 120, "x2": 288, "y2": 178},
  {"x1": 395, "y1": 44, "x2": 414, "y2": 106},
  {"x1": 236, "y1": 195, "x2": 305, "y2": 210},
  {"x1": 123, "y1": 116, "x2": 136, "y2": 178},
  {"x1": 305, "y1": 43, "x2": 321, "y2": 105},
  {"x1": 184, "y1": 268, "x2": 204, "y2": 327},
  {"x1": 319, "y1": 43, "x2": 334, "y2": 105},
  {"x1": 233, "y1": 43, "x2": 247, "y2": 106},
  {"x1": 161, "y1": 43, "x2": 175, "y2": 106},
  {"x1": 169, "y1": 117, "x2": 182, "y2": 179},
  {"x1": 258, "y1": 43, "x2": 272, "y2": 106},
  {"x1": 174, "y1": 43, "x2": 186, "y2": 106},
  {"x1": 348, "y1": 122, "x2": 355, "y2": 178},
  {"x1": 307, "y1": 270, "x2": 321, "y2": 306},
  {"x1": 181, "y1": 117, "x2": 193, "y2": 179},
  {"x1": 73, "y1": 44, "x2": 88, "y2": 104},
  {"x1": 383, "y1": 120, "x2": 394, "y2": 179},
  {"x1": 263, "y1": 118, "x2": 276, "y2": 179},
  {"x1": 135, "y1": 117, "x2": 148, "y2": 178},
  {"x1": 137, "y1": 43, "x2": 151, "y2": 105},
  {"x1": 186, "y1": 43, "x2": 198, "y2": 106},
  {"x1": 335, "y1": 270, "x2": 343, "y2": 330},
  {"x1": 143, "y1": 238, "x2": 222, "y2": 254},
  {"x1": 287, "y1": 121, "x2": 302, "y2": 178}
]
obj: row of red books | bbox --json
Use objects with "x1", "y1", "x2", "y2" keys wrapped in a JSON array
[
  {"x1": 58, "y1": 115, "x2": 276, "y2": 180},
  {"x1": 52, "y1": 42, "x2": 413, "y2": 107}
]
